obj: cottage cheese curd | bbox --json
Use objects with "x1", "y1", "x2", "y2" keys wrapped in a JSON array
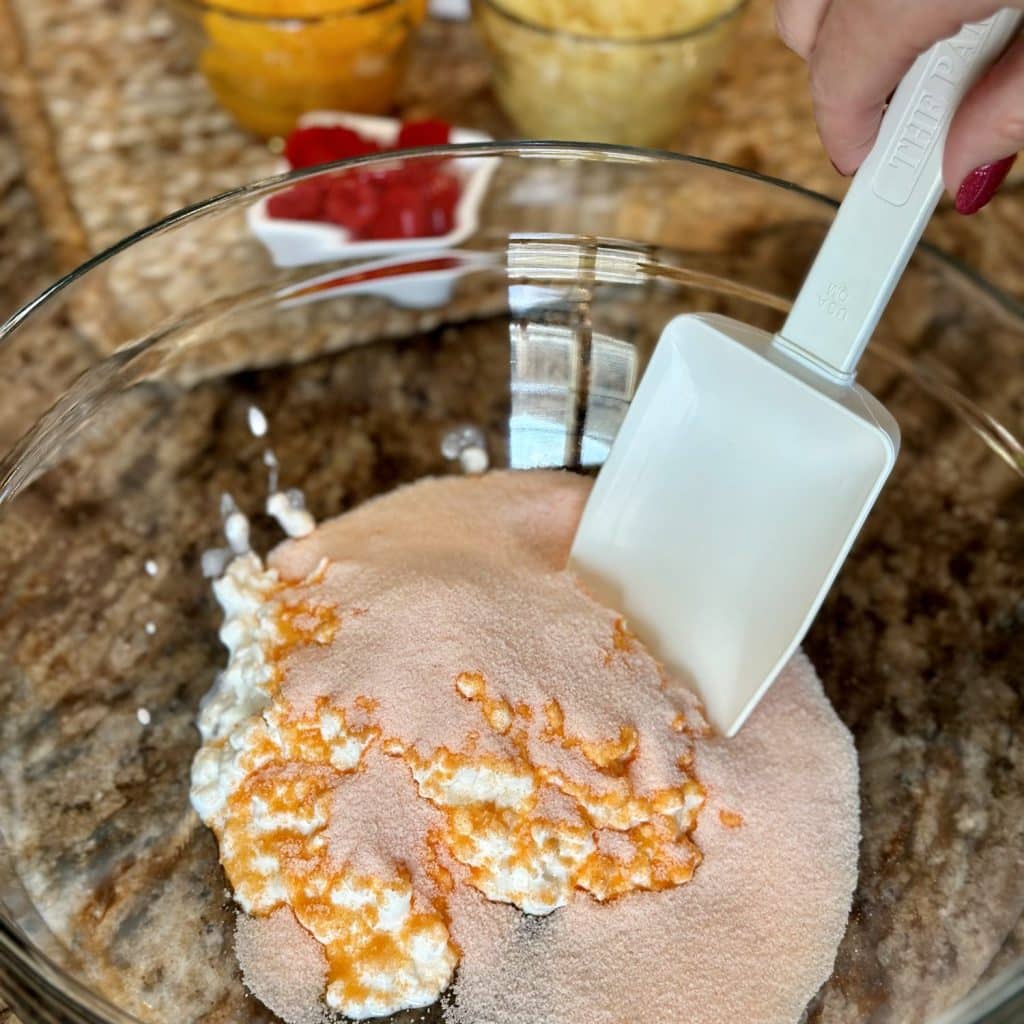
[{"x1": 190, "y1": 473, "x2": 711, "y2": 1018}]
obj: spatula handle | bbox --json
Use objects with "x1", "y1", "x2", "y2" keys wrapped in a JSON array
[{"x1": 777, "y1": 10, "x2": 1022, "y2": 383}]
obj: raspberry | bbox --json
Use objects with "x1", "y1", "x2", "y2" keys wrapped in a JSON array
[
  {"x1": 266, "y1": 179, "x2": 327, "y2": 221},
  {"x1": 424, "y1": 170, "x2": 460, "y2": 216},
  {"x1": 323, "y1": 174, "x2": 381, "y2": 237},
  {"x1": 369, "y1": 185, "x2": 431, "y2": 238},
  {"x1": 396, "y1": 119, "x2": 452, "y2": 149},
  {"x1": 284, "y1": 126, "x2": 381, "y2": 169}
]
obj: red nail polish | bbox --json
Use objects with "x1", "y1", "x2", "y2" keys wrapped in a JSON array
[{"x1": 955, "y1": 154, "x2": 1017, "y2": 215}]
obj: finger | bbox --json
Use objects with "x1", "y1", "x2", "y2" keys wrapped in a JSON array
[
  {"x1": 775, "y1": 0, "x2": 832, "y2": 59},
  {"x1": 809, "y1": 0, "x2": 1011, "y2": 175},
  {"x1": 944, "y1": 32, "x2": 1024, "y2": 195}
]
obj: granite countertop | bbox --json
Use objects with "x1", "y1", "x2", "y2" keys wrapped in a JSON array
[{"x1": 0, "y1": 2, "x2": 1020, "y2": 1023}]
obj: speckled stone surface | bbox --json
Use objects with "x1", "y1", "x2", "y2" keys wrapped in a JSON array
[{"x1": 0, "y1": 1, "x2": 1021, "y2": 1023}]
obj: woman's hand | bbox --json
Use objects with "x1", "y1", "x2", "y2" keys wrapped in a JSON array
[{"x1": 775, "y1": 0, "x2": 1023, "y2": 212}]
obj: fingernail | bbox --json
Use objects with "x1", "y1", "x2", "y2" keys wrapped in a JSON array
[
  {"x1": 830, "y1": 159, "x2": 850, "y2": 178},
  {"x1": 955, "y1": 155, "x2": 1017, "y2": 215}
]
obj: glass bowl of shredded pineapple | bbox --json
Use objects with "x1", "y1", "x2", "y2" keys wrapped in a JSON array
[{"x1": 471, "y1": 0, "x2": 748, "y2": 146}]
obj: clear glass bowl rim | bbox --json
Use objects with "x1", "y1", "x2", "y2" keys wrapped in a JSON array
[
  {"x1": 3, "y1": 141, "x2": 1021, "y2": 354},
  {"x1": 0, "y1": 140, "x2": 1021, "y2": 1024},
  {"x1": 473, "y1": 0, "x2": 751, "y2": 45},
  {"x1": 167, "y1": 0, "x2": 409, "y2": 28}
]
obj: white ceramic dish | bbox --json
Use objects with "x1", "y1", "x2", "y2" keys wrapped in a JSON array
[{"x1": 248, "y1": 112, "x2": 495, "y2": 269}]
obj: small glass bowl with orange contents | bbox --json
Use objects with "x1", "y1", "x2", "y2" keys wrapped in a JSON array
[{"x1": 168, "y1": 0, "x2": 427, "y2": 138}]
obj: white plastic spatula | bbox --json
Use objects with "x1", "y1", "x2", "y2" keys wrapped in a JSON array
[{"x1": 570, "y1": 11, "x2": 1022, "y2": 737}]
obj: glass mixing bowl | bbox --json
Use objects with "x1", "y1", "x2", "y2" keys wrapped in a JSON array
[{"x1": 0, "y1": 144, "x2": 1021, "y2": 1024}]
